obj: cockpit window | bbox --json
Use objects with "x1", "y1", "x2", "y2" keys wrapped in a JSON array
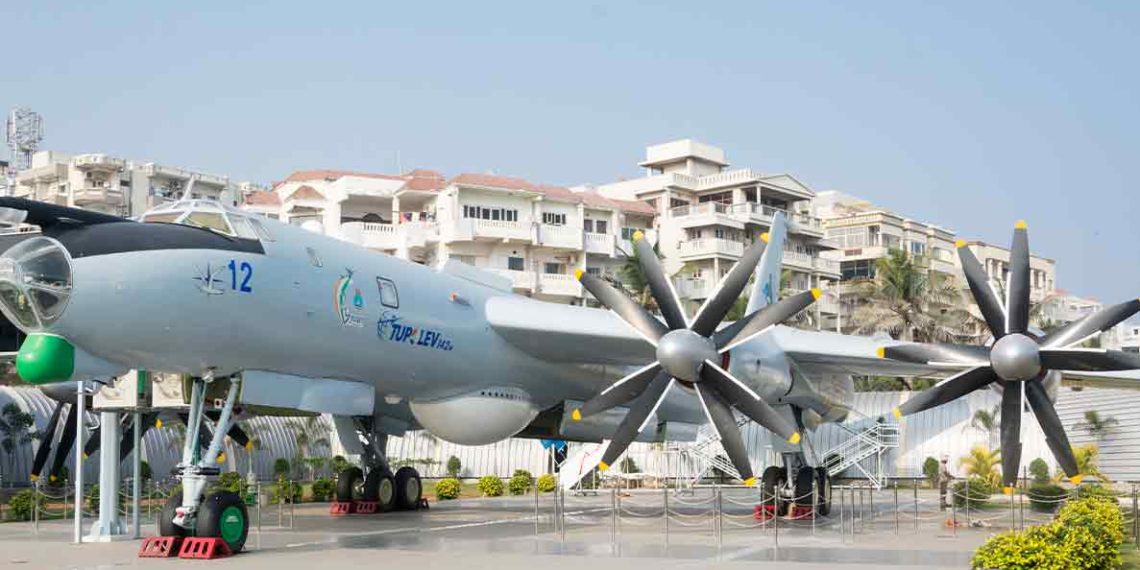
[
  {"x1": 0, "y1": 237, "x2": 74, "y2": 330},
  {"x1": 248, "y1": 218, "x2": 275, "y2": 242},
  {"x1": 142, "y1": 212, "x2": 182, "y2": 224},
  {"x1": 183, "y1": 212, "x2": 234, "y2": 236},
  {"x1": 229, "y1": 216, "x2": 259, "y2": 240}
]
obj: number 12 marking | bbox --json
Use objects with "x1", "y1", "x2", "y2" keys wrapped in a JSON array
[{"x1": 227, "y1": 260, "x2": 253, "y2": 293}]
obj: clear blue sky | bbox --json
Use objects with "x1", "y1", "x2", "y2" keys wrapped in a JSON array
[{"x1": 3, "y1": 1, "x2": 1138, "y2": 305}]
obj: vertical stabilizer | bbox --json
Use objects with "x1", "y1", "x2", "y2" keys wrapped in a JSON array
[{"x1": 746, "y1": 211, "x2": 788, "y2": 313}]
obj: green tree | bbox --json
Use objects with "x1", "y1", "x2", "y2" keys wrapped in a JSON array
[
  {"x1": 446, "y1": 455, "x2": 462, "y2": 478},
  {"x1": 1028, "y1": 458, "x2": 1050, "y2": 483},
  {"x1": 289, "y1": 416, "x2": 330, "y2": 481},
  {"x1": 1072, "y1": 410, "x2": 1118, "y2": 442},
  {"x1": 0, "y1": 403, "x2": 38, "y2": 485},
  {"x1": 849, "y1": 250, "x2": 976, "y2": 343},
  {"x1": 612, "y1": 237, "x2": 663, "y2": 311},
  {"x1": 959, "y1": 445, "x2": 1001, "y2": 489},
  {"x1": 968, "y1": 405, "x2": 1001, "y2": 450}
]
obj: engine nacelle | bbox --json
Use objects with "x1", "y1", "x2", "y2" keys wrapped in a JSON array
[{"x1": 409, "y1": 387, "x2": 538, "y2": 446}]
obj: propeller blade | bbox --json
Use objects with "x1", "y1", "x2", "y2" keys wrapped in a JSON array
[
  {"x1": 1041, "y1": 298, "x2": 1140, "y2": 349},
  {"x1": 691, "y1": 235, "x2": 767, "y2": 336},
  {"x1": 577, "y1": 270, "x2": 668, "y2": 343},
  {"x1": 632, "y1": 232, "x2": 688, "y2": 330},
  {"x1": 700, "y1": 361, "x2": 800, "y2": 443},
  {"x1": 880, "y1": 343, "x2": 991, "y2": 367},
  {"x1": 227, "y1": 423, "x2": 251, "y2": 448},
  {"x1": 30, "y1": 402, "x2": 63, "y2": 481},
  {"x1": 119, "y1": 413, "x2": 156, "y2": 461},
  {"x1": 695, "y1": 383, "x2": 755, "y2": 484},
  {"x1": 573, "y1": 362, "x2": 662, "y2": 421},
  {"x1": 999, "y1": 383, "x2": 1022, "y2": 490},
  {"x1": 894, "y1": 367, "x2": 997, "y2": 417},
  {"x1": 1007, "y1": 221, "x2": 1031, "y2": 334},
  {"x1": 83, "y1": 426, "x2": 102, "y2": 459},
  {"x1": 713, "y1": 289, "x2": 819, "y2": 351},
  {"x1": 957, "y1": 241, "x2": 1006, "y2": 338},
  {"x1": 49, "y1": 404, "x2": 78, "y2": 483},
  {"x1": 1040, "y1": 348, "x2": 1140, "y2": 371},
  {"x1": 1024, "y1": 380, "x2": 1080, "y2": 481},
  {"x1": 597, "y1": 374, "x2": 674, "y2": 471}
]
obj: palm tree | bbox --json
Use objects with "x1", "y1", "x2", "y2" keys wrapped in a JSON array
[
  {"x1": 0, "y1": 403, "x2": 37, "y2": 486},
  {"x1": 1073, "y1": 410, "x2": 1119, "y2": 442},
  {"x1": 1063, "y1": 444, "x2": 1111, "y2": 484},
  {"x1": 959, "y1": 445, "x2": 1002, "y2": 489},
  {"x1": 968, "y1": 405, "x2": 1001, "y2": 449},
  {"x1": 849, "y1": 250, "x2": 977, "y2": 343},
  {"x1": 612, "y1": 238, "x2": 661, "y2": 311},
  {"x1": 290, "y1": 416, "x2": 330, "y2": 480}
]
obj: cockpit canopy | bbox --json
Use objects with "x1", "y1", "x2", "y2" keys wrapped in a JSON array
[{"x1": 140, "y1": 199, "x2": 271, "y2": 241}]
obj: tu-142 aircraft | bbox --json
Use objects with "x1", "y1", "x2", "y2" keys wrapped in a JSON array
[{"x1": 0, "y1": 196, "x2": 1136, "y2": 553}]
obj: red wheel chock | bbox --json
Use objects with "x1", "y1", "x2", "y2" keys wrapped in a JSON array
[
  {"x1": 178, "y1": 537, "x2": 232, "y2": 559},
  {"x1": 789, "y1": 505, "x2": 815, "y2": 520},
  {"x1": 355, "y1": 501, "x2": 379, "y2": 514},
  {"x1": 330, "y1": 501, "x2": 355, "y2": 516},
  {"x1": 753, "y1": 503, "x2": 779, "y2": 521},
  {"x1": 139, "y1": 536, "x2": 183, "y2": 558}
]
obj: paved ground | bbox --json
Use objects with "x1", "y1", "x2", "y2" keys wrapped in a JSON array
[{"x1": 0, "y1": 488, "x2": 1014, "y2": 569}]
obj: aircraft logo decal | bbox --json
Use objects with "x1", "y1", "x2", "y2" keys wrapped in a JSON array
[
  {"x1": 334, "y1": 269, "x2": 367, "y2": 327},
  {"x1": 193, "y1": 263, "x2": 226, "y2": 295},
  {"x1": 377, "y1": 310, "x2": 455, "y2": 351}
]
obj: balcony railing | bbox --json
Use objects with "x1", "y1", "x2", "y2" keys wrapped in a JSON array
[
  {"x1": 538, "y1": 273, "x2": 582, "y2": 296},
  {"x1": 676, "y1": 278, "x2": 712, "y2": 299},
  {"x1": 536, "y1": 224, "x2": 582, "y2": 249},
  {"x1": 669, "y1": 201, "x2": 824, "y2": 233},
  {"x1": 678, "y1": 238, "x2": 744, "y2": 258},
  {"x1": 584, "y1": 232, "x2": 615, "y2": 255},
  {"x1": 471, "y1": 219, "x2": 531, "y2": 241},
  {"x1": 341, "y1": 221, "x2": 400, "y2": 249},
  {"x1": 489, "y1": 269, "x2": 536, "y2": 290},
  {"x1": 73, "y1": 186, "x2": 125, "y2": 205}
]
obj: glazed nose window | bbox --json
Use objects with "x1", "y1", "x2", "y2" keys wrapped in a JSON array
[{"x1": 0, "y1": 236, "x2": 73, "y2": 330}]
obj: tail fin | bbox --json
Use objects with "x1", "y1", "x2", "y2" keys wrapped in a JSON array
[{"x1": 746, "y1": 211, "x2": 788, "y2": 314}]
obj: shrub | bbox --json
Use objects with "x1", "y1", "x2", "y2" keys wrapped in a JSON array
[
  {"x1": 435, "y1": 478, "x2": 461, "y2": 500},
  {"x1": 217, "y1": 471, "x2": 243, "y2": 493},
  {"x1": 311, "y1": 477, "x2": 334, "y2": 502},
  {"x1": 508, "y1": 473, "x2": 531, "y2": 496},
  {"x1": 972, "y1": 525, "x2": 1065, "y2": 570},
  {"x1": 1027, "y1": 483, "x2": 1068, "y2": 513},
  {"x1": 270, "y1": 480, "x2": 303, "y2": 504},
  {"x1": 922, "y1": 457, "x2": 939, "y2": 488},
  {"x1": 537, "y1": 474, "x2": 557, "y2": 493},
  {"x1": 447, "y1": 456, "x2": 462, "y2": 478},
  {"x1": 330, "y1": 455, "x2": 351, "y2": 476},
  {"x1": 1075, "y1": 484, "x2": 1118, "y2": 501},
  {"x1": 273, "y1": 458, "x2": 290, "y2": 479},
  {"x1": 620, "y1": 457, "x2": 639, "y2": 473},
  {"x1": 952, "y1": 478, "x2": 992, "y2": 508},
  {"x1": 477, "y1": 476, "x2": 503, "y2": 497},
  {"x1": 86, "y1": 484, "x2": 100, "y2": 512},
  {"x1": 6, "y1": 489, "x2": 39, "y2": 521},
  {"x1": 971, "y1": 498, "x2": 1123, "y2": 570},
  {"x1": 1028, "y1": 458, "x2": 1050, "y2": 484}
]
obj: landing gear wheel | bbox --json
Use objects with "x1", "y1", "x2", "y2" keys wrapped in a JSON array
[
  {"x1": 197, "y1": 491, "x2": 249, "y2": 553},
  {"x1": 157, "y1": 493, "x2": 188, "y2": 537},
  {"x1": 794, "y1": 467, "x2": 815, "y2": 508},
  {"x1": 365, "y1": 469, "x2": 397, "y2": 512},
  {"x1": 814, "y1": 467, "x2": 832, "y2": 516},
  {"x1": 761, "y1": 466, "x2": 788, "y2": 514},
  {"x1": 393, "y1": 466, "x2": 423, "y2": 510},
  {"x1": 336, "y1": 467, "x2": 365, "y2": 502}
]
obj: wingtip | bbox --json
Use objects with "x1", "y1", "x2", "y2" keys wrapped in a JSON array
[
  {"x1": 787, "y1": 432, "x2": 801, "y2": 445},
  {"x1": 573, "y1": 269, "x2": 584, "y2": 281},
  {"x1": 598, "y1": 461, "x2": 609, "y2": 471},
  {"x1": 743, "y1": 476, "x2": 757, "y2": 487},
  {"x1": 571, "y1": 408, "x2": 582, "y2": 422},
  {"x1": 892, "y1": 407, "x2": 902, "y2": 419},
  {"x1": 1015, "y1": 220, "x2": 1027, "y2": 230},
  {"x1": 760, "y1": 232, "x2": 770, "y2": 244},
  {"x1": 810, "y1": 288, "x2": 822, "y2": 300},
  {"x1": 955, "y1": 239, "x2": 967, "y2": 249},
  {"x1": 632, "y1": 230, "x2": 644, "y2": 242}
]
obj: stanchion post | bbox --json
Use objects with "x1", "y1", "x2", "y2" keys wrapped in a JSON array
[
  {"x1": 965, "y1": 484, "x2": 971, "y2": 526},
  {"x1": 716, "y1": 486, "x2": 723, "y2": 550},
  {"x1": 256, "y1": 481, "x2": 262, "y2": 550},
  {"x1": 1132, "y1": 486, "x2": 1138, "y2": 551},
  {"x1": 610, "y1": 487, "x2": 617, "y2": 553},
  {"x1": 33, "y1": 482, "x2": 39, "y2": 534},
  {"x1": 277, "y1": 483, "x2": 283, "y2": 527},
  {"x1": 869, "y1": 483, "x2": 874, "y2": 522},
  {"x1": 534, "y1": 478, "x2": 540, "y2": 536},
  {"x1": 663, "y1": 486, "x2": 669, "y2": 549},
  {"x1": 893, "y1": 482, "x2": 899, "y2": 536},
  {"x1": 1009, "y1": 486, "x2": 1015, "y2": 531},
  {"x1": 559, "y1": 487, "x2": 566, "y2": 543},
  {"x1": 773, "y1": 486, "x2": 779, "y2": 549},
  {"x1": 290, "y1": 480, "x2": 296, "y2": 529},
  {"x1": 952, "y1": 492, "x2": 958, "y2": 538},
  {"x1": 811, "y1": 477, "x2": 817, "y2": 536},
  {"x1": 913, "y1": 483, "x2": 918, "y2": 534}
]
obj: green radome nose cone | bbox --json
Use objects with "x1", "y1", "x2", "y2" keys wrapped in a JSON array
[{"x1": 17, "y1": 334, "x2": 75, "y2": 384}]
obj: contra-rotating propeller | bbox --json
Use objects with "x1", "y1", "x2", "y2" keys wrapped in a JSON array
[
  {"x1": 572, "y1": 230, "x2": 820, "y2": 485},
  {"x1": 881, "y1": 221, "x2": 1140, "y2": 491}
]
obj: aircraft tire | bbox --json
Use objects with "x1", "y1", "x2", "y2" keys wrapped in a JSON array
[
  {"x1": 157, "y1": 493, "x2": 188, "y2": 537},
  {"x1": 365, "y1": 468, "x2": 397, "y2": 511},
  {"x1": 814, "y1": 467, "x2": 832, "y2": 516},
  {"x1": 794, "y1": 467, "x2": 815, "y2": 507},
  {"x1": 393, "y1": 466, "x2": 423, "y2": 510},
  {"x1": 336, "y1": 467, "x2": 365, "y2": 502},
  {"x1": 761, "y1": 466, "x2": 787, "y2": 512},
  {"x1": 197, "y1": 491, "x2": 249, "y2": 553}
]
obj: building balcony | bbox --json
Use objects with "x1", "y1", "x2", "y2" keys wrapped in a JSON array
[
  {"x1": 489, "y1": 269, "x2": 536, "y2": 291},
  {"x1": 341, "y1": 221, "x2": 401, "y2": 250},
  {"x1": 813, "y1": 256, "x2": 841, "y2": 275},
  {"x1": 536, "y1": 224, "x2": 582, "y2": 249},
  {"x1": 669, "y1": 202, "x2": 744, "y2": 230},
  {"x1": 16, "y1": 163, "x2": 67, "y2": 183},
  {"x1": 538, "y1": 273, "x2": 582, "y2": 297},
  {"x1": 73, "y1": 186, "x2": 126, "y2": 206},
  {"x1": 584, "y1": 232, "x2": 615, "y2": 255},
  {"x1": 678, "y1": 238, "x2": 744, "y2": 259},
  {"x1": 72, "y1": 154, "x2": 125, "y2": 171},
  {"x1": 450, "y1": 219, "x2": 532, "y2": 242},
  {"x1": 783, "y1": 251, "x2": 814, "y2": 271},
  {"x1": 676, "y1": 278, "x2": 712, "y2": 300}
]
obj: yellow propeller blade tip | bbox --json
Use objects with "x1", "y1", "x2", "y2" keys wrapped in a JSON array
[
  {"x1": 876, "y1": 347, "x2": 886, "y2": 359},
  {"x1": 787, "y1": 432, "x2": 801, "y2": 445},
  {"x1": 1015, "y1": 220, "x2": 1027, "y2": 229},
  {"x1": 760, "y1": 232, "x2": 770, "y2": 243},
  {"x1": 573, "y1": 269, "x2": 584, "y2": 281},
  {"x1": 216, "y1": 453, "x2": 226, "y2": 464},
  {"x1": 29, "y1": 474, "x2": 38, "y2": 482},
  {"x1": 632, "y1": 230, "x2": 644, "y2": 242},
  {"x1": 955, "y1": 239, "x2": 967, "y2": 249},
  {"x1": 743, "y1": 477, "x2": 757, "y2": 487},
  {"x1": 1069, "y1": 475, "x2": 1084, "y2": 485},
  {"x1": 245, "y1": 442, "x2": 254, "y2": 451},
  {"x1": 598, "y1": 461, "x2": 609, "y2": 471},
  {"x1": 892, "y1": 407, "x2": 902, "y2": 419},
  {"x1": 82, "y1": 454, "x2": 88, "y2": 460},
  {"x1": 1002, "y1": 486, "x2": 1014, "y2": 495},
  {"x1": 810, "y1": 288, "x2": 822, "y2": 300},
  {"x1": 571, "y1": 409, "x2": 582, "y2": 422},
  {"x1": 49, "y1": 475, "x2": 57, "y2": 482},
  {"x1": 155, "y1": 419, "x2": 163, "y2": 428}
]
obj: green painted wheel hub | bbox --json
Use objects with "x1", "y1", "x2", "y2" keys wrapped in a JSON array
[{"x1": 219, "y1": 506, "x2": 245, "y2": 545}]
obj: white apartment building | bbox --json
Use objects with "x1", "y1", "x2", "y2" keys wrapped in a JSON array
[
  {"x1": 595, "y1": 140, "x2": 841, "y2": 320},
  {"x1": 12, "y1": 150, "x2": 238, "y2": 216}
]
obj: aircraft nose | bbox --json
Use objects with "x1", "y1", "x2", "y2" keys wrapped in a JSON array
[{"x1": 0, "y1": 235, "x2": 74, "y2": 332}]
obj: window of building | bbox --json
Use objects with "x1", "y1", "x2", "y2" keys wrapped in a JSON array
[
  {"x1": 909, "y1": 241, "x2": 926, "y2": 256},
  {"x1": 670, "y1": 198, "x2": 690, "y2": 209},
  {"x1": 742, "y1": 186, "x2": 757, "y2": 202},
  {"x1": 840, "y1": 259, "x2": 875, "y2": 281},
  {"x1": 507, "y1": 257, "x2": 525, "y2": 271},
  {"x1": 544, "y1": 262, "x2": 564, "y2": 275},
  {"x1": 463, "y1": 205, "x2": 518, "y2": 222},
  {"x1": 543, "y1": 212, "x2": 566, "y2": 226},
  {"x1": 594, "y1": 220, "x2": 608, "y2": 234},
  {"x1": 586, "y1": 267, "x2": 602, "y2": 277},
  {"x1": 698, "y1": 192, "x2": 733, "y2": 205},
  {"x1": 621, "y1": 227, "x2": 638, "y2": 240},
  {"x1": 377, "y1": 277, "x2": 399, "y2": 308},
  {"x1": 450, "y1": 254, "x2": 476, "y2": 266}
]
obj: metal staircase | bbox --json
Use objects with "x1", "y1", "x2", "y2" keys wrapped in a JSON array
[
  {"x1": 671, "y1": 417, "x2": 750, "y2": 485},
  {"x1": 820, "y1": 423, "x2": 899, "y2": 489}
]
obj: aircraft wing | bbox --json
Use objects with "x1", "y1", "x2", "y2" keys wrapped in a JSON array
[
  {"x1": 772, "y1": 326, "x2": 951, "y2": 378},
  {"x1": 485, "y1": 295, "x2": 655, "y2": 365}
]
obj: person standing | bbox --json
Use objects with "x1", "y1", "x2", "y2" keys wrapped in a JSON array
[{"x1": 939, "y1": 455, "x2": 954, "y2": 510}]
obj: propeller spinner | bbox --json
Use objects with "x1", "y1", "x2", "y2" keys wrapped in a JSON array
[
  {"x1": 572, "y1": 231, "x2": 819, "y2": 485},
  {"x1": 882, "y1": 221, "x2": 1140, "y2": 491}
]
